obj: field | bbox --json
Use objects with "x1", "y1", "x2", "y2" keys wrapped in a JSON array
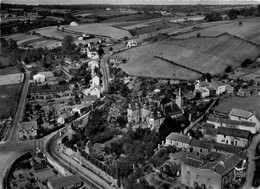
[
  {"x1": 32, "y1": 26, "x2": 80, "y2": 40},
  {"x1": 0, "y1": 84, "x2": 23, "y2": 119},
  {"x1": 0, "y1": 74, "x2": 23, "y2": 85},
  {"x1": 64, "y1": 23, "x2": 132, "y2": 39},
  {"x1": 0, "y1": 56, "x2": 10, "y2": 66},
  {"x1": 175, "y1": 20, "x2": 260, "y2": 44},
  {"x1": 118, "y1": 33, "x2": 260, "y2": 80},
  {"x1": 0, "y1": 66, "x2": 21, "y2": 76},
  {"x1": 29, "y1": 40, "x2": 61, "y2": 49},
  {"x1": 215, "y1": 96, "x2": 260, "y2": 115},
  {"x1": 74, "y1": 10, "x2": 137, "y2": 17},
  {"x1": 101, "y1": 14, "x2": 157, "y2": 23}
]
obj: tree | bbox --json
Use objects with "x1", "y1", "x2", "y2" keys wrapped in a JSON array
[
  {"x1": 225, "y1": 65, "x2": 234, "y2": 73},
  {"x1": 97, "y1": 46, "x2": 104, "y2": 57},
  {"x1": 228, "y1": 9, "x2": 238, "y2": 20},
  {"x1": 242, "y1": 59, "x2": 253, "y2": 68},
  {"x1": 62, "y1": 35, "x2": 74, "y2": 52},
  {"x1": 204, "y1": 12, "x2": 222, "y2": 22}
]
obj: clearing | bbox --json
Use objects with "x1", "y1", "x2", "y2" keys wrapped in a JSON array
[
  {"x1": 175, "y1": 20, "x2": 260, "y2": 44},
  {"x1": 215, "y1": 96, "x2": 260, "y2": 115},
  {"x1": 118, "y1": 33, "x2": 260, "y2": 80},
  {"x1": 0, "y1": 74, "x2": 23, "y2": 85},
  {"x1": 64, "y1": 23, "x2": 132, "y2": 39},
  {"x1": 0, "y1": 84, "x2": 23, "y2": 119}
]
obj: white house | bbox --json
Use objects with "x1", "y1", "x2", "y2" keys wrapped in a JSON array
[
  {"x1": 210, "y1": 80, "x2": 226, "y2": 95},
  {"x1": 91, "y1": 75, "x2": 100, "y2": 86},
  {"x1": 207, "y1": 117, "x2": 257, "y2": 134},
  {"x1": 216, "y1": 127, "x2": 251, "y2": 148},
  {"x1": 87, "y1": 48, "x2": 99, "y2": 60},
  {"x1": 125, "y1": 40, "x2": 137, "y2": 48},
  {"x1": 33, "y1": 73, "x2": 46, "y2": 85},
  {"x1": 83, "y1": 85, "x2": 102, "y2": 98},
  {"x1": 165, "y1": 132, "x2": 191, "y2": 149},
  {"x1": 70, "y1": 21, "x2": 78, "y2": 27},
  {"x1": 229, "y1": 108, "x2": 260, "y2": 132},
  {"x1": 88, "y1": 60, "x2": 99, "y2": 75}
]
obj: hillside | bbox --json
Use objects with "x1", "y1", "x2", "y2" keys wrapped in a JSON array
[{"x1": 118, "y1": 33, "x2": 260, "y2": 80}]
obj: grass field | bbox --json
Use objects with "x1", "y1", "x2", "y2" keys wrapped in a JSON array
[
  {"x1": 32, "y1": 26, "x2": 80, "y2": 40},
  {"x1": 64, "y1": 23, "x2": 132, "y2": 39},
  {"x1": 215, "y1": 96, "x2": 260, "y2": 115},
  {"x1": 175, "y1": 20, "x2": 260, "y2": 44},
  {"x1": 0, "y1": 56, "x2": 10, "y2": 66},
  {"x1": 0, "y1": 66, "x2": 21, "y2": 76},
  {"x1": 118, "y1": 33, "x2": 260, "y2": 80},
  {"x1": 0, "y1": 84, "x2": 23, "y2": 119}
]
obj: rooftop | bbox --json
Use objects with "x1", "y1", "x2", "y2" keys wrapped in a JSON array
[
  {"x1": 229, "y1": 108, "x2": 254, "y2": 119},
  {"x1": 166, "y1": 132, "x2": 191, "y2": 144},
  {"x1": 48, "y1": 175, "x2": 82, "y2": 189},
  {"x1": 212, "y1": 143, "x2": 244, "y2": 155},
  {"x1": 217, "y1": 127, "x2": 251, "y2": 139},
  {"x1": 20, "y1": 121, "x2": 37, "y2": 131},
  {"x1": 207, "y1": 117, "x2": 256, "y2": 127},
  {"x1": 189, "y1": 138, "x2": 214, "y2": 150}
]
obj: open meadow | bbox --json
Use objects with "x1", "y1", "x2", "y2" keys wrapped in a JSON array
[
  {"x1": 175, "y1": 20, "x2": 260, "y2": 44},
  {"x1": 118, "y1": 33, "x2": 260, "y2": 80},
  {"x1": 64, "y1": 23, "x2": 132, "y2": 39},
  {"x1": 32, "y1": 26, "x2": 80, "y2": 40},
  {"x1": 0, "y1": 84, "x2": 23, "y2": 119},
  {"x1": 215, "y1": 96, "x2": 260, "y2": 115}
]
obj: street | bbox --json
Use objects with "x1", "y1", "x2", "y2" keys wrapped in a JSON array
[
  {"x1": 0, "y1": 69, "x2": 35, "y2": 189},
  {"x1": 243, "y1": 133, "x2": 260, "y2": 189},
  {"x1": 101, "y1": 52, "x2": 112, "y2": 91}
]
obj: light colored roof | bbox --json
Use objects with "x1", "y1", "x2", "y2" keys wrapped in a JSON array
[
  {"x1": 90, "y1": 85, "x2": 102, "y2": 91},
  {"x1": 49, "y1": 175, "x2": 82, "y2": 189},
  {"x1": 229, "y1": 108, "x2": 254, "y2": 119},
  {"x1": 20, "y1": 121, "x2": 37, "y2": 130},
  {"x1": 38, "y1": 71, "x2": 54, "y2": 78},
  {"x1": 166, "y1": 132, "x2": 191, "y2": 144}
]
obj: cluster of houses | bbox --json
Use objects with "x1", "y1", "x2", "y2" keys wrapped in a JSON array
[
  {"x1": 127, "y1": 88, "x2": 183, "y2": 130},
  {"x1": 195, "y1": 78, "x2": 260, "y2": 98},
  {"x1": 163, "y1": 106, "x2": 260, "y2": 189}
]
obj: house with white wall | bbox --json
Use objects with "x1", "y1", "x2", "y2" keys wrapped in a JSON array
[
  {"x1": 165, "y1": 132, "x2": 191, "y2": 149},
  {"x1": 83, "y1": 85, "x2": 102, "y2": 99},
  {"x1": 91, "y1": 75, "x2": 100, "y2": 86},
  {"x1": 210, "y1": 80, "x2": 226, "y2": 95},
  {"x1": 229, "y1": 108, "x2": 260, "y2": 132},
  {"x1": 216, "y1": 127, "x2": 251, "y2": 147}
]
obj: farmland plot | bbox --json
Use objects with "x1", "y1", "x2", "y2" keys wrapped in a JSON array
[
  {"x1": 118, "y1": 33, "x2": 260, "y2": 80},
  {"x1": 175, "y1": 21, "x2": 260, "y2": 44},
  {"x1": 64, "y1": 23, "x2": 132, "y2": 39}
]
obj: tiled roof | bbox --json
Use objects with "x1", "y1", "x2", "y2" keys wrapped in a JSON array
[
  {"x1": 201, "y1": 123, "x2": 215, "y2": 129},
  {"x1": 204, "y1": 128, "x2": 218, "y2": 137},
  {"x1": 38, "y1": 71, "x2": 54, "y2": 78},
  {"x1": 206, "y1": 86, "x2": 216, "y2": 91},
  {"x1": 166, "y1": 132, "x2": 191, "y2": 144},
  {"x1": 183, "y1": 158, "x2": 203, "y2": 168},
  {"x1": 212, "y1": 143, "x2": 244, "y2": 155},
  {"x1": 49, "y1": 175, "x2": 82, "y2": 189},
  {"x1": 189, "y1": 138, "x2": 214, "y2": 150},
  {"x1": 207, "y1": 117, "x2": 255, "y2": 127},
  {"x1": 229, "y1": 108, "x2": 253, "y2": 119},
  {"x1": 200, "y1": 81, "x2": 209, "y2": 87},
  {"x1": 213, "y1": 154, "x2": 244, "y2": 176},
  {"x1": 20, "y1": 121, "x2": 38, "y2": 131},
  {"x1": 217, "y1": 127, "x2": 251, "y2": 139}
]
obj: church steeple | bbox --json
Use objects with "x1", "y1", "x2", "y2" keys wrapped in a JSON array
[{"x1": 176, "y1": 86, "x2": 182, "y2": 109}]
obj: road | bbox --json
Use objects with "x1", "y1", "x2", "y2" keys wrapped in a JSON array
[
  {"x1": 45, "y1": 130, "x2": 116, "y2": 189},
  {"x1": 100, "y1": 52, "x2": 112, "y2": 91},
  {"x1": 243, "y1": 133, "x2": 260, "y2": 189},
  {"x1": 0, "y1": 69, "x2": 34, "y2": 189}
]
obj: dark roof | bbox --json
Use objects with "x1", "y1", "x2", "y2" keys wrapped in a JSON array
[
  {"x1": 213, "y1": 154, "x2": 244, "y2": 176},
  {"x1": 49, "y1": 175, "x2": 82, "y2": 189},
  {"x1": 201, "y1": 123, "x2": 215, "y2": 129},
  {"x1": 208, "y1": 117, "x2": 255, "y2": 127},
  {"x1": 204, "y1": 128, "x2": 218, "y2": 137},
  {"x1": 212, "y1": 143, "x2": 244, "y2": 155},
  {"x1": 85, "y1": 95, "x2": 97, "y2": 101},
  {"x1": 217, "y1": 127, "x2": 251, "y2": 139},
  {"x1": 189, "y1": 138, "x2": 214, "y2": 150},
  {"x1": 183, "y1": 158, "x2": 203, "y2": 168},
  {"x1": 166, "y1": 133, "x2": 191, "y2": 144}
]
